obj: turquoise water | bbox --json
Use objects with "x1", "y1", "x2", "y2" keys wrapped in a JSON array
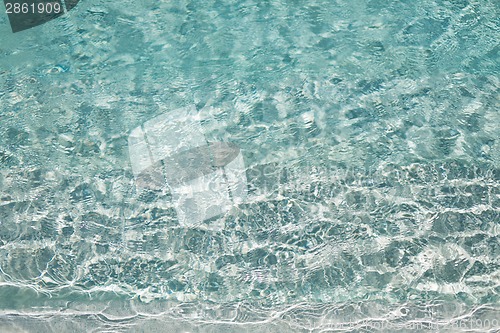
[{"x1": 0, "y1": 0, "x2": 499, "y2": 332}]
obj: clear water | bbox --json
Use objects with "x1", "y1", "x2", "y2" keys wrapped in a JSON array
[{"x1": 0, "y1": 0, "x2": 499, "y2": 332}]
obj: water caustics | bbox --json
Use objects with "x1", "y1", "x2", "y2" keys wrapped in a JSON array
[{"x1": 0, "y1": 0, "x2": 499, "y2": 332}]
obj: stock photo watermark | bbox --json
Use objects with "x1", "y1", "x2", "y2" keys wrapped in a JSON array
[
  {"x1": 128, "y1": 106, "x2": 248, "y2": 227},
  {"x1": 322, "y1": 306, "x2": 499, "y2": 331},
  {"x1": 3, "y1": 0, "x2": 80, "y2": 32}
]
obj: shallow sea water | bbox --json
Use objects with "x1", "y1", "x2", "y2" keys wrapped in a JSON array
[{"x1": 0, "y1": 0, "x2": 499, "y2": 332}]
